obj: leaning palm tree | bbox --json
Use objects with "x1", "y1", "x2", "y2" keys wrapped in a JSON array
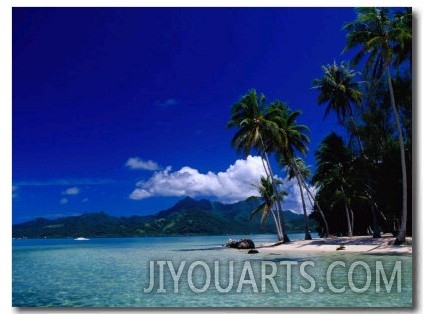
[
  {"x1": 290, "y1": 158, "x2": 330, "y2": 237},
  {"x1": 248, "y1": 176, "x2": 287, "y2": 231},
  {"x1": 312, "y1": 132, "x2": 354, "y2": 237},
  {"x1": 343, "y1": 7, "x2": 410, "y2": 244},
  {"x1": 283, "y1": 158, "x2": 313, "y2": 240},
  {"x1": 226, "y1": 90, "x2": 290, "y2": 243},
  {"x1": 311, "y1": 60, "x2": 381, "y2": 238},
  {"x1": 266, "y1": 101, "x2": 324, "y2": 240},
  {"x1": 283, "y1": 155, "x2": 330, "y2": 238}
]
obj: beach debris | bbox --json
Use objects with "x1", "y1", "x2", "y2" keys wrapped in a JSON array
[
  {"x1": 225, "y1": 239, "x2": 239, "y2": 248},
  {"x1": 248, "y1": 249, "x2": 259, "y2": 254},
  {"x1": 225, "y1": 238, "x2": 255, "y2": 249},
  {"x1": 336, "y1": 244, "x2": 345, "y2": 250}
]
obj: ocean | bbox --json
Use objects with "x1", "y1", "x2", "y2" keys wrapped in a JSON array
[{"x1": 12, "y1": 234, "x2": 412, "y2": 307}]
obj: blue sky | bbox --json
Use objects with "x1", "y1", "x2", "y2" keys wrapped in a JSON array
[{"x1": 12, "y1": 7, "x2": 362, "y2": 223}]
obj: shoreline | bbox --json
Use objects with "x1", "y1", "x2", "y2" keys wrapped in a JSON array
[{"x1": 255, "y1": 234, "x2": 412, "y2": 255}]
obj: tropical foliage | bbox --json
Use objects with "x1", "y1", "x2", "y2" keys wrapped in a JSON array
[
  {"x1": 312, "y1": 133, "x2": 355, "y2": 236},
  {"x1": 310, "y1": 7, "x2": 412, "y2": 240},
  {"x1": 227, "y1": 7, "x2": 411, "y2": 243},
  {"x1": 227, "y1": 90, "x2": 290, "y2": 242},
  {"x1": 227, "y1": 92, "x2": 329, "y2": 241},
  {"x1": 343, "y1": 7, "x2": 411, "y2": 243},
  {"x1": 248, "y1": 176, "x2": 287, "y2": 229}
]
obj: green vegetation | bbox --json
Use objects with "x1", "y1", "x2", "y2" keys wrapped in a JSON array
[
  {"x1": 227, "y1": 7, "x2": 411, "y2": 242},
  {"x1": 12, "y1": 197, "x2": 316, "y2": 239},
  {"x1": 247, "y1": 176, "x2": 287, "y2": 231},
  {"x1": 312, "y1": 133, "x2": 356, "y2": 237},
  {"x1": 226, "y1": 90, "x2": 289, "y2": 242},
  {"x1": 226, "y1": 91, "x2": 321, "y2": 242},
  {"x1": 342, "y1": 7, "x2": 412, "y2": 244}
]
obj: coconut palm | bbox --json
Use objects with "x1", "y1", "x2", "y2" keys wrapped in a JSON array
[
  {"x1": 313, "y1": 133, "x2": 354, "y2": 237},
  {"x1": 249, "y1": 176, "x2": 287, "y2": 229},
  {"x1": 266, "y1": 101, "x2": 326, "y2": 240},
  {"x1": 343, "y1": 7, "x2": 410, "y2": 244},
  {"x1": 284, "y1": 158, "x2": 313, "y2": 240},
  {"x1": 294, "y1": 160, "x2": 330, "y2": 237},
  {"x1": 285, "y1": 156, "x2": 330, "y2": 237},
  {"x1": 311, "y1": 61, "x2": 364, "y2": 151},
  {"x1": 226, "y1": 90, "x2": 290, "y2": 242},
  {"x1": 311, "y1": 60, "x2": 381, "y2": 238},
  {"x1": 392, "y1": 8, "x2": 412, "y2": 67},
  {"x1": 267, "y1": 102, "x2": 310, "y2": 158}
]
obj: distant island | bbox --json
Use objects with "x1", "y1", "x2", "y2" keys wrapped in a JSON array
[{"x1": 12, "y1": 197, "x2": 317, "y2": 239}]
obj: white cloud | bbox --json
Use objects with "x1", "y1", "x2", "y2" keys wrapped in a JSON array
[
  {"x1": 62, "y1": 187, "x2": 80, "y2": 195},
  {"x1": 126, "y1": 157, "x2": 160, "y2": 171},
  {"x1": 130, "y1": 156, "x2": 267, "y2": 203},
  {"x1": 129, "y1": 155, "x2": 317, "y2": 215},
  {"x1": 281, "y1": 179, "x2": 317, "y2": 215},
  {"x1": 60, "y1": 198, "x2": 68, "y2": 205}
]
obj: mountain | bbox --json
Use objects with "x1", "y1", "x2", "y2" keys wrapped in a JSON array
[{"x1": 12, "y1": 197, "x2": 317, "y2": 238}]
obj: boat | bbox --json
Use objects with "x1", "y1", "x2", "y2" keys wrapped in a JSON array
[{"x1": 74, "y1": 237, "x2": 90, "y2": 241}]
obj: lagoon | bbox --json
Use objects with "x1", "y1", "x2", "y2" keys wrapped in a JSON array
[{"x1": 12, "y1": 234, "x2": 412, "y2": 307}]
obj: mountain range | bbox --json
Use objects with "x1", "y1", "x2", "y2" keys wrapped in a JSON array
[{"x1": 12, "y1": 197, "x2": 317, "y2": 238}]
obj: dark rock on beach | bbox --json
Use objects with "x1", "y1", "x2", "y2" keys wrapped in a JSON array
[
  {"x1": 225, "y1": 239, "x2": 239, "y2": 248},
  {"x1": 225, "y1": 238, "x2": 255, "y2": 249},
  {"x1": 248, "y1": 249, "x2": 259, "y2": 254},
  {"x1": 237, "y1": 238, "x2": 255, "y2": 249}
]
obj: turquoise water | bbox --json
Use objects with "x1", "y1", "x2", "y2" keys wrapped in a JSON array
[{"x1": 12, "y1": 234, "x2": 412, "y2": 307}]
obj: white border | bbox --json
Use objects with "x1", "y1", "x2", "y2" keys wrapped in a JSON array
[{"x1": 3, "y1": 1, "x2": 423, "y2": 314}]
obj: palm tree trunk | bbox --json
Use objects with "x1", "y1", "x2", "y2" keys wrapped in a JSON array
[
  {"x1": 314, "y1": 201, "x2": 329, "y2": 238},
  {"x1": 350, "y1": 116, "x2": 381, "y2": 238},
  {"x1": 260, "y1": 157, "x2": 269, "y2": 181},
  {"x1": 386, "y1": 67, "x2": 408, "y2": 245},
  {"x1": 265, "y1": 153, "x2": 289, "y2": 243},
  {"x1": 260, "y1": 157, "x2": 281, "y2": 236},
  {"x1": 260, "y1": 137, "x2": 290, "y2": 243},
  {"x1": 350, "y1": 116, "x2": 365, "y2": 156},
  {"x1": 260, "y1": 155, "x2": 282, "y2": 239},
  {"x1": 269, "y1": 207, "x2": 280, "y2": 238},
  {"x1": 292, "y1": 160, "x2": 312, "y2": 240},
  {"x1": 260, "y1": 153, "x2": 283, "y2": 241},
  {"x1": 294, "y1": 166, "x2": 330, "y2": 237},
  {"x1": 259, "y1": 154, "x2": 282, "y2": 239},
  {"x1": 340, "y1": 185, "x2": 353, "y2": 237}
]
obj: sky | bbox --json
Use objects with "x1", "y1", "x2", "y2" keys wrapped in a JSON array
[
  {"x1": 4, "y1": 3, "x2": 426, "y2": 313},
  {"x1": 12, "y1": 7, "x2": 378, "y2": 223}
]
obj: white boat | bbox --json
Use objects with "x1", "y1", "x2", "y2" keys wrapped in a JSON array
[{"x1": 74, "y1": 237, "x2": 90, "y2": 241}]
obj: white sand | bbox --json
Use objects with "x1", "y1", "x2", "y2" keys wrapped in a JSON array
[{"x1": 256, "y1": 234, "x2": 412, "y2": 255}]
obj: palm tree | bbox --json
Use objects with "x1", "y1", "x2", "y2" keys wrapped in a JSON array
[
  {"x1": 311, "y1": 60, "x2": 381, "y2": 238},
  {"x1": 284, "y1": 158, "x2": 313, "y2": 240},
  {"x1": 312, "y1": 132, "x2": 354, "y2": 237},
  {"x1": 392, "y1": 8, "x2": 412, "y2": 68},
  {"x1": 248, "y1": 176, "x2": 287, "y2": 231},
  {"x1": 343, "y1": 7, "x2": 410, "y2": 244},
  {"x1": 267, "y1": 101, "x2": 326, "y2": 240},
  {"x1": 311, "y1": 61, "x2": 364, "y2": 151},
  {"x1": 292, "y1": 159, "x2": 330, "y2": 238},
  {"x1": 226, "y1": 90, "x2": 290, "y2": 243}
]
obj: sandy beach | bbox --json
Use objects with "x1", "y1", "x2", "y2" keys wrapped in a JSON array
[{"x1": 256, "y1": 234, "x2": 412, "y2": 255}]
